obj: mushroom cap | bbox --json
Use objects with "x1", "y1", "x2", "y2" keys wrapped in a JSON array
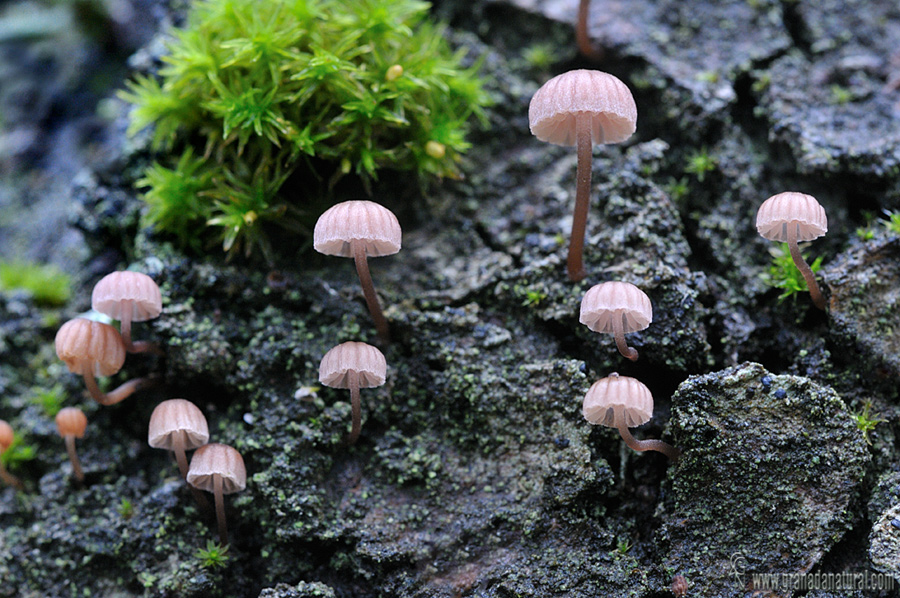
[
  {"x1": 55, "y1": 407, "x2": 87, "y2": 439},
  {"x1": 148, "y1": 399, "x2": 209, "y2": 451},
  {"x1": 55, "y1": 318, "x2": 126, "y2": 377},
  {"x1": 186, "y1": 443, "x2": 246, "y2": 494},
  {"x1": 0, "y1": 420, "x2": 13, "y2": 452},
  {"x1": 583, "y1": 373, "x2": 654, "y2": 428},
  {"x1": 580, "y1": 281, "x2": 652, "y2": 334},
  {"x1": 319, "y1": 341, "x2": 387, "y2": 389},
  {"x1": 756, "y1": 192, "x2": 827, "y2": 242},
  {"x1": 529, "y1": 69, "x2": 637, "y2": 146},
  {"x1": 313, "y1": 200, "x2": 402, "y2": 258},
  {"x1": 92, "y1": 271, "x2": 163, "y2": 322}
]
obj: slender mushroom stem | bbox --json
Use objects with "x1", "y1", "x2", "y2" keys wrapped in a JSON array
[
  {"x1": 567, "y1": 112, "x2": 596, "y2": 282},
  {"x1": 64, "y1": 435, "x2": 84, "y2": 482},
  {"x1": 0, "y1": 461, "x2": 23, "y2": 490},
  {"x1": 576, "y1": 0, "x2": 603, "y2": 60},
  {"x1": 786, "y1": 224, "x2": 826, "y2": 311},
  {"x1": 82, "y1": 373, "x2": 155, "y2": 406},
  {"x1": 119, "y1": 301, "x2": 163, "y2": 355},
  {"x1": 347, "y1": 374, "x2": 362, "y2": 445},
  {"x1": 175, "y1": 446, "x2": 212, "y2": 512},
  {"x1": 613, "y1": 315, "x2": 639, "y2": 361},
  {"x1": 213, "y1": 473, "x2": 228, "y2": 545},
  {"x1": 352, "y1": 240, "x2": 390, "y2": 342},
  {"x1": 615, "y1": 407, "x2": 680, "y2": 461}
]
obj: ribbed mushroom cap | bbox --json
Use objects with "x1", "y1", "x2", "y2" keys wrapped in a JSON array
[
  {"x1": 55, "y1": 407, "x2": 87, "y2": 439},
  {"x1": 529, "y1": 69, "x2": 637, "y2": 146},
  {"x1": 319, "y1": 341, "x2": 387, "y2": 389},
  {"x1": 148, "y1": 399, "x2": 209, "y2": 451},
  {"x1": 55, "y1": 318, "x2": 126, "y2": 377},
  {"x1": 92, "y1": 271, "x2": 163, "y2": 322},
  {"x1": 756, "y1": 192, "x2": 828, "y2": 242},
  {"x1": 187, "y1": 443, "x2": 246, "y2": 494},
  {"x1": 313, "y1": 200, "x2": 402, "y2": 258},
  {"x1": 0, "y1": 420, "x2": 13, "y2": 452},
  {"x1": 583, "y1": 373, "x2": 654, "y2": 428},
  {"x1": 580, "y1": 281, "x2": 652, "y2": 334}
]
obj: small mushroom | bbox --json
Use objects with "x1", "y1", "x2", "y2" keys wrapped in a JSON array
[
  {"x1": 314, "y1": 200, "x2": 401, "y2": 342},
  {"x1": 187, "y1": 443, "x2": 247, "y2": 545},
  {"x1": 55, "y1": 318, "x2": 152, "y2": 406},
  {"x1": 0, "y1": 419, "x2": 23, "y2": 489},
  {"x1": 319, "y1": 341, "x2": 387, "y2": 445},
  {"x1": 92, "y1": 271, "x2": 163, "y2": 353},
  {"x1": 148, "y1": 398, "x2": 211, "y2": 509},
  {"x1": 529, "y1": 70, "x2": 637, "y2": 281},
  {"x1": 55, "y1": 407, "x2": 87, "y2": 482},
  {"x1": 583, "y1": 373, "x2": 679, "y2": 461},
  {"x1": 580, "y1": 281, "x2": 651, "y2": 361},
  {"x1": 756, "y1": 191, "x2": 828, "y2": 310}
]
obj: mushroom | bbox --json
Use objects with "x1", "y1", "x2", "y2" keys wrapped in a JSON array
[
  {"x1": 148, "y1": 398, "x2": 211, "y2": 509},
  {"x1": 55, "y1": 407, "x2": 87, "y2": 482},
  {"x1": 580, "y1": 281, "x2": 651, "y2": 361},
  {"x1": 313, "y1": 200, "x2": 401, "y2": 342},
  {"x1": 0, "y1": 419, "x2": 23, "y2": 489},
  {"x1": 529, "y1": 70, "x2": 637, "y2": 281},
  {"x1": 319, "y1": 341, "x2": 387, "y2": 445},
  {"x1": 91, "y1": 271, "x2": 163, "y2": 354},
  {"x1": 756, "y1": 191, "x2": 828, "y2": 310},
  {"x1": 583, "y1": 373, "x2": 679, "y2": 460},
  {"x1": 186, "y1": 443, "x2": 247, "y2": 545},
  {"x1": 576, "y1": 0, "x2": 602, "y2": 60},
  {"x1": 55, "y1": 318, "x2": 152, "y2": 405}
]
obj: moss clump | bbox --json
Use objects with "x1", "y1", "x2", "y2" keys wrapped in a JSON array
[
  {"x1": 121, "y1": 0, "x2": 490, "y2": 260},
  {"x1": 0, "y1": 260, "x2": 71, "y2": 306}
]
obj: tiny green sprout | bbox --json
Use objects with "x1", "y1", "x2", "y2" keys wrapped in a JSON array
[
  {"x1": 522, "y1": 43, "x2": 557, "y2": 72},
  {"x1": 196, "y1": 540, "x2": 230, "y2": 570},
  {"x1": 665, "y1": 177, "x2": 690, "y2": 203},
  {"x1": 882, "y1": 210, "x2": 900, "y2": 234},
  {"x1": 696, "y1": 70, "x2": 719, "y2": 83},
  {"x1": 856, "y1": 226, "x2": 875, "y2": 241},
  {"x1": 0, "y1": 260, "x2": 72, "y2": 306},
  {"x1": 0, "y1": 435, "x2": 36, "y2": 471},
  {"x1": 762, "y1": 243, "x2": 823, "y2": 302},
  {"x1": 852, "y1": 401, "x2": 883, "y2": 446},
  {"x1": 117, "y1": 498, "x2": 134, "y2": 519},
  {"x1": 31, "y1": 384, "x2": 66, "y2": 417},
  {"x1": 615, "y1": 537, "x2": 632, "y2": 555},
  {"x1": 522, "y1": 289, "x2": 547, "y2": 307},
  {"x1": 684, "y1": 148, "x2": 717, "y2": 182},
  {"x1": 829, "y1": 84, "x2": 854, "y2": 105}
]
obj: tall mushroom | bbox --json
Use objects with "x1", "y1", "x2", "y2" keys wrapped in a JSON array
[
  {"x1": 583, "y1": 373, "x2": 679, "y2": 461},
  {"x1": 148, "y1": 398, "x2": 211, "y2": 509},
  {"x1": 55, "y1": 318, "x2": 151, "y2": 406},
  {"x1": 580, "y1": 281, "x2": 651, "y2": 361},
  {"x1": 529, "y1": 70, "x2": 637, "y2": 281},
  {"x1": 55, "y1": 407, "x2": 87, "y2": 482},
  {"x1": 319, "y1": 341, "x2": 387, "y2": 445},
  {"x1": 0, "y1": 419, "x2": 23, "y2": 489},
  {"x1": 187, "y1": 443, "x2": 246, "y2": 545},
  {"x1": 756, "y1": 191, "x2": 828, "y2": 310},
  {"x1": 92, "y1": 271, "x2": 163, "y2": 354},
  {"x1": 314, "y1": 200, "x2": 401, "y2": 343}
]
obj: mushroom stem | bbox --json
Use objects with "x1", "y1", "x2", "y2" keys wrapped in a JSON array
[
  {"x1": 82, "y1": 373, "x2": 154, "y2": 406},
  {"x1": 613, "y1": 318, "x2": 639, "y2": 361},
  {"x1": 786, "y1": 224, "x2": 826, "y2": 311},
  {"x1": 348, "y1": 375, "x2": 362, "y2": 445},
  {"x1": 616, "y1": 417, "x2": 680, "y2": 461},
  {"x1": 575, "y1": 0, "x2": 603, "y2": 60},
  {"x1": 213, "y1": 473, "x2": 228, "y2": 545},
  {"x1": 352, "y1": 240, "x2": 391, "y2": 342},
  {"x1": 175, "y1": 447, "x2": 212, "y2": 512},
  {"x1": 0, "y1": 461, "x2": 23, "y2": 490},
  {"x1": 567, "y1": 112, "x2": 596, "y2": 282},
  {"x1": 119, "y1": 302, "x2": 163, "y2": 354},
  {"x1": 64, "y1": 435, "x2": 84, "y2": 482}
]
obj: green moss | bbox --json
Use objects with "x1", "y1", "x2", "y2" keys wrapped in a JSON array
[
  {"x1": 761, "y1": 243, "x2": 823, "y2": 302},
  {"x1": 0, "y1": 260, "x2": 72, "y2": 306},
  {"x1": 120, "y1": 0, "x2": 491, "y2": 260}
]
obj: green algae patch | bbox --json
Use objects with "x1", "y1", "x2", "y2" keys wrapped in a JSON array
[{"x1": 660, "y1": 362, "x2": 869, "y2": 597}]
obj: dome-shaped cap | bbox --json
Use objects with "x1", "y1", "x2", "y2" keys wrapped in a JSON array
[
  {"x1": 55, "y1": 318, "x2": 126, "y2": 377},
  {"x1": 92, "y1": 271, "x2": 163, "y2": 322},
  {"x1": 529, "y1": 69, "x2": 637, "y2": 147},
  {"x1": 186, "y1": 443, "x2": 246, "y2": 494},
  {"x1": 313, "y1": 200, "x2": 402, "y2": 258},
  {"x1": 583, "y1": 373, "x2": 654, "y2": 428},
  {"x1": 148, "y1": 399, "x2": 209, "y2": 451},
  {"x1": 56, "y1": 407, "x2": 87, "y2": 439},
  {"x1": 319, "y1": 341, "x2": 387, "y2": 389},
  {"x1": 756, "y1": 192, "x2": 827, "y2": 242},
  {"x1": 580, "y1": 281, "x2": 652, "y2": 334},
  {"x1": 0, "y1": 420, "x2": 13, "y2": 452}
]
